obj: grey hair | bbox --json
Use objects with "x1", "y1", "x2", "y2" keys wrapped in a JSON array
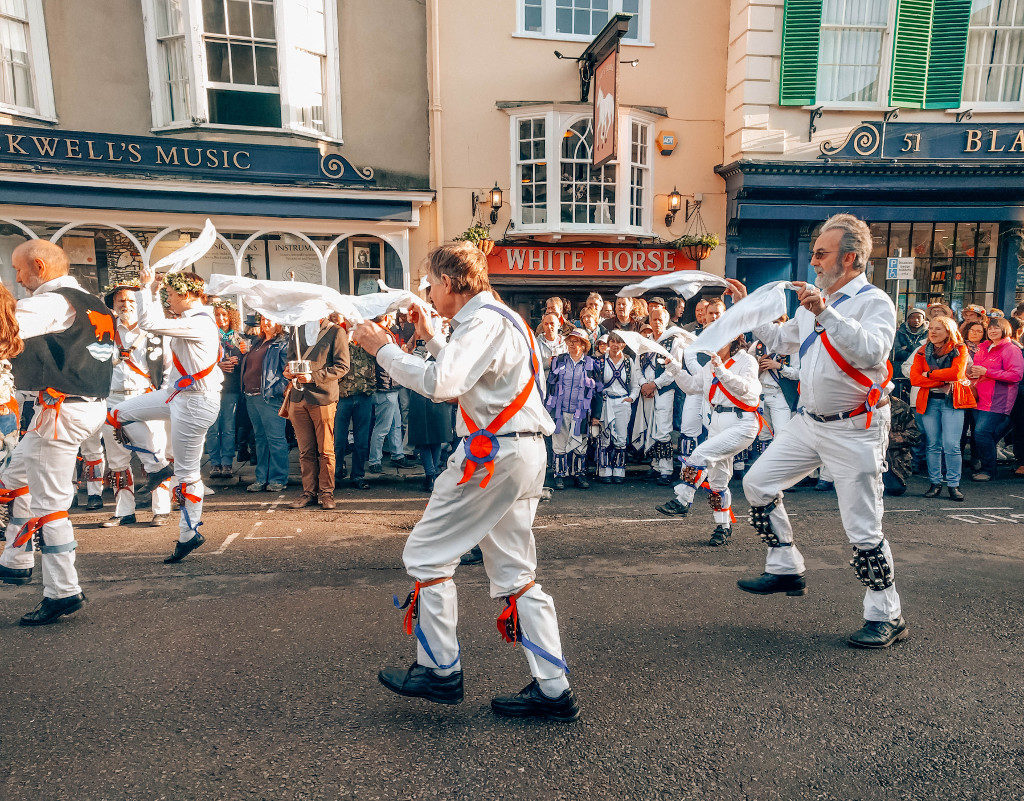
[{"x1": 820, "y1": 213, "x2": 872, "y2": 273}]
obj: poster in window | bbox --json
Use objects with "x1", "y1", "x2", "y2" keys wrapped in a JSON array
[
  {"x1": 593, "y1": 49, "x2": 618, "y2": 167},
  {"x1": 350, "y1": 239, "x2": 382, "y2": 296}
]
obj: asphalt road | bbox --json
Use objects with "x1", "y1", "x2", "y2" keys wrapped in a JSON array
[{"x1": 1, "y1": 466, "x2": 1022, "y2": 801}]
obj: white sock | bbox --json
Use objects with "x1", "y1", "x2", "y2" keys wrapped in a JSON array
[{"x1": 537, "y1": 675, "x2": 570, "y2": 697}]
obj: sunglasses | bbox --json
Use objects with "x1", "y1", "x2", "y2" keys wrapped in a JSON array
[{"x1": 809, "y1": 249, "x2": 837, "y2": 260}]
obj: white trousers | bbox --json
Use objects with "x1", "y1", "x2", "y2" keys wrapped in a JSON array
[
  {"x1": 112, "y1": 389, "x2": 219, "y2": 542},
  {"x1": 0, "y1": 400, "x2": 107, "y2": 598},
  {"x1": 103, "y1": 391, "x2": 171, "y2": 517},
  {"x1": 760, "y1": 388, "x2": 794, "y2": 441},
  {"x1": 675, "y1": 412, "x2": 759, "y2": 525},
  {"x1": 598, "y1": 394, "x2": 631, "y2": 477},
  {"x1": 551, "y1": 412, "x2": 588, "y2": 476},
  {"x1": 742, "y1": 406, "x2": 902, "y2": 622},
  {"x1": 402, "y1": 436, "x2": 569, "y2": 685},
  {"x1": 79, "y1": 428, "x2": 105, "y2": 496},
  {"x1": 680, "y1": 391, "x2": 705, "y2": 439}
]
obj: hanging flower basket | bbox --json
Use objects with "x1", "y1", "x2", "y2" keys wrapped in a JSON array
[
  {"x1": 673, "y1": 233, "x2": 720, "y2": 263},
  {"x1": 455, "y1": 222, "x2": 494, "y2": 255},
  {"x1": 680, "y1": 243, "x2": 714, "y2": 262}
]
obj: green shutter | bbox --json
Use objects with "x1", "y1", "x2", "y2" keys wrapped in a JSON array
[
  {"x1": 924, "y1": 0, "x2": 972, "y2": 109},
  {"x1": 889, "y1": 0, "x2": 972, "y2": 109},
  {"x1": 779, "y1": 0, "x2": 823, "y2": 106},
  {"x1": 889, "y1": 0, "x2": 934, "y2": 108}
]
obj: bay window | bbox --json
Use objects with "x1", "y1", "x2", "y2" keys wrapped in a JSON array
[
  {"x1": 517, "y1": 0, "x2": 649, "y2": 44},
  {"x1": 962, "y1": 0, "x2": 1024, "y2": 105},
  {"x1": 510, "y1": 108, "x2": 654, "y2": 236},
  {"x1": 142, "y1": 0, "x2": 342, "y2": 139},
  {"x1": 0, "y1": 0, "x2": 55, "y2": 120}
]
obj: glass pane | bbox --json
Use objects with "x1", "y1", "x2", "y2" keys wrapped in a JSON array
[
  {"x1": 230, "y1": 42, "x2": 255, "y2": 84},
  {"x1": 254, "y1": 43, "x2": 278, "y2": 85},
  {"x1": 971, "y1": 0, "x2": 994, "y2": 25},
  {"x1": 252, "y1": 1, "x2": 276, "y2": 39},
  {"x1": 956, "y1": 223, "x2": 979, "y2": 255},
  {"x1": 555, "y1": 6, "x2": 572, "y2": 33},
  {"x1": 206, "y1": 39, "x2": 230, "y2": 82},
  {"x1": 911, "y1": 223, "x2": 933, "y2": 259},
  {"x1": 0, "y1": 0, "x2": 28, "y2": 18},
  {"x1": 156, "y1": 0, "x2": 185, "y2": 37},
  {"x1": 207, "y1": 87, "x2": 282, "y2": 127},
  {"x1": 228, "y1": 0, "x2": 252, "y2": 36},
  {"x1": 869, "y1": 223, "x2": 889, "y2": 260},
  {"x1": 203, "y1": 0, "x2": 226, "y2": 34},
  {"x1": 575, "y1": 9, "x2": 590, "y2": 34},
  {"x1": 532, "y1": 118, "x2": 544, "y2": 138},
  {"x1": 524, "y1": 4, "x2": 542, "y2": 32},
  {"x1": 519, "y1": 119, "x2": 531, "y2": 143}
]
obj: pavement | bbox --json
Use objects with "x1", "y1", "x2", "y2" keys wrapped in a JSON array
[{"x1": 1, "y1": 465, "x2": 1022, "y2": 801}]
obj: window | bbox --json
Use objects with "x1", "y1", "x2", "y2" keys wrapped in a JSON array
[
  {"x1": 816, "y1": 0, "x2": 891, "y2": 103},
  {"x1": 142, "y1": 0, "x2": 341, "y2": 138},
  {"x1": 510, "y1": 108, "x2": 653, "y2": 235},
  {"x1": 0, "y1": 0, "x2": 54, "y2": 119},
  {"x1": 517, "y1": 0, "x2": 647, "y2": 43},
  {"x1": 963, "y1": 0, "x2": 1024, "y2": 104},
  {"x1": 517, "y1": 117, "x2": 547, "y2": 225}
]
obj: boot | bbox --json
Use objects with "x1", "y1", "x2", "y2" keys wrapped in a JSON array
[
  {"x1": 736, "y1": 572, "x2": 806, "y2": 596},
  {"x1": 947, "y1": 485, "x2": 964, "y2": 502},
  {"x1": 552, "y1": 476, "x2": 565, "y2": 490},
  {"x1": 923, "y1": 483, "x2": 942, "y2": 498},
  {"x1": 86, "y1": 494, "x2": 103, "y2": 511}
]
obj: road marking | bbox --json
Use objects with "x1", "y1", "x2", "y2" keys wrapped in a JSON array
[
  {"x1": 212, "y1": 533, "x2": 239, "y2": 554},
  {"x1": 886, "y1": 509, "x2": 920, "y2": 513},
  {"x1": 939, "y1": 506, "x2": 1011, "y2": 511},
  {"x1": 241, "y1": 494, "x2": 294, "y2": 540},
  {"x1": 1009, "y1": 495, "x2": 1024, "y2": 501}
]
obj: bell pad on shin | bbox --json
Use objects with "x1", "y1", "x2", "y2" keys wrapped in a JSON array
[
  {"x1": 707, "y1": 491, "x2": 725, "y2": 512},
  {"x1": 747, "y1": 496, "x2": 786, "y2": 547},
  {"x1": 850, "y1": 541, "x2": 894, "y2": 590},
  {"x1": 680, "y1": 465, "x2": 702, "y2": 485}
]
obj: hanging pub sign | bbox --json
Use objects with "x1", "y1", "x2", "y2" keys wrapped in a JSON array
[
  {"x1": 0, "y1": 124, "x2": 375, "y2": 185},
  {"x1": 577, "y1": 13, "x2": 631, "y2": 168},
  {"x1": 820, "y1": 121, "x2": 1024, "y2": 161},
  {"x1": 487, "y1": 245, "x2": 695, "y2": 279}
]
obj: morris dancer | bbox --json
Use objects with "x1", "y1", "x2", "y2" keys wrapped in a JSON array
[
  {"x1": 729, "y1": 214, "x2": 907, "y2": 649},
  {"x1": 679, "y1": 298, "x2": 725, "y2": 459},
  {"x1": 0, "y1": 240, "x2": 115, "y2": 625},
  {"x1": 355, "y1": 242, "x2": 578, "y2": 722},
  {"x1": 656, "y1": 335, "x2": 763, "y2": 546},
  {"x1": 596, "y1": 332, "x2": 637, "y2": 484},
  {"x1": 634, "y1": 307, "x2": 681, "y2": 485},
  {"x1": 546, "y1": 328, "x2": 603, "y2": 490},
  {"x1": 98, "y1": 282, "x2": 172, "y2": 528},
  {"x1": 108, "y1": 268, "x2": 222, "y2": 564}
]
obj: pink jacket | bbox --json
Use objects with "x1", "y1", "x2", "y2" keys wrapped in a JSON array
[{"x1": 972, "y1": 339, "x2": 1024, "y2": 414}]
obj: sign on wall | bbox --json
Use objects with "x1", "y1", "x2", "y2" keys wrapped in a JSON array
[
  {"x1": 487, "y1": 246, "x2": 695, "y2": 278},
  {"x1": 886, "y1": 256, "x2": 915, "y2": 280},
  {"x1": 0, "y1": 125, "x2": 375, "y2": 185},
  {"x1": 593, "y1": 50, "x2": 618, "y2": 167},
  {"x1": 820, "y1": 122, "x2": 1024, "y2": 161}
]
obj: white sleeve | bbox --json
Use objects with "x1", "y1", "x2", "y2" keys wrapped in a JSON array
[
  {"x1": 15, "y1": 294, "x2": 75, "y2": 339},
  {"x1": 817, "y1": 293, "x2": 897, "y2": 368},
  {"x1": 135, "y1": 290, "x2": 211, "y2": 341},
  {"x1": 375, "y1": 313, "x2": 501, "y2": 402},
  {"x1": 751, "y1": 318, "x2": 802, "y2": 357},
  {"x1": 713, "y1": 353, "x2": 760, "y2": 398}
]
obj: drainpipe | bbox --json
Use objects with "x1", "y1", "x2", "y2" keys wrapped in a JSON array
[{"x1": 426, "y1": 0, "x2": 445, "y2": 247}]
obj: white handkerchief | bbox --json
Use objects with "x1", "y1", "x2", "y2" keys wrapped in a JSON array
[
  {"x1": 152, "y1": 219, "x2": 218, "y2": 274},
  {"x1": 687, "y1": 281, "x2": 794, "y2": 355},
  {"x1": 618, "y1": 271, "x2": 729, "y2": 299}
]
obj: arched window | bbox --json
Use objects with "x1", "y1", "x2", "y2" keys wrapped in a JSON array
[{"x1": 560, "y1": 118, "x2": 616, "y2": 225}]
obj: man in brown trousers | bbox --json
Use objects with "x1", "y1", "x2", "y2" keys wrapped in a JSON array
[{"x1": 285, "y1": 318, "x2": 349, "y2": 509}]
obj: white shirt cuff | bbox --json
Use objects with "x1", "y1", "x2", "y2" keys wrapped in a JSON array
[{"x1": 376, "y1": 342, "x2": 403, "y2": 371}]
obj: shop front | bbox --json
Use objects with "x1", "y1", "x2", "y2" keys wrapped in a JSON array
[
  {"x1": 0, "y1": 125, "x2": 433, "y2": 299},
  {"x1": 486, "y1": 243, "x2": 699, "y2": 324},
  {"x1": 716, "y1": 121, "x2": 1024, "y2": 321}
]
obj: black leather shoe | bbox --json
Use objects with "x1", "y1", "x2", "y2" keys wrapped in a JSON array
[
  {"x1": 0, "y1": 564, "x2": 32, "y2": 585},
  {"x1": 948, "y1": 486, "x2": 965, "y2": 502},
  {"x1": 163, "y1": 532, "x2": 205, "y2": 564},
  {"x1": 552, "y1": 476, "x2": 565, "y2": 490},
  {"x1": 101, "y1": 514, "x2": 136, "y2": 528},
  {"x1": 378, "y1": 663, "x2": 464, "y2": 705},
  {"x1": 142, "y1": 463, "x2": 175, "y2": 494},
  {"x1": 923, "y1": 483, "x2": 942, "y2": 498},
  {"x1": 19, "y1": 593, "x2": 85, "y2": 626},
  {"x1": 708, "y1": 525, "x2": 731, "y2": 546},
  {"x1": 737, "y1": 572, "x2": 806, "y2": 597},
  {"x1": 611, "y1": 476, "x2": 624, "y2": 484},
  {"x1": 655, "y1": 475, "x2": 673, "y2": 486},
  {"x1": 574, "y1": 475, "x2": 590, "y2": 489},
  {"x1": 150, "y1": 515, "x2": 170, "y2": 527},
  {"x1": 814, "y1": 479, "x2": 834, "y2": 492},
  {"x1": 847, "y1": 616, "x2": 909, "y2": 649},
  {"x1": 350, "y1": 478, "x2": 370, "y2": 490},
  {"x1": 656, "y1": 498, "x2": 690, "y2": 516},
  {"x1": 460, "y1": 545, "x2": 483, "y2": 565},
  {"x1": 86, "y1": 494, "x2": 104, "y2": 511},
  {"x1": 490, "y1": 680, "x2": 580, "y2": 722}
]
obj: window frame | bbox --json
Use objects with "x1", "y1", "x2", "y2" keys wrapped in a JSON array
[
  {"x1": 514, "y1": 0, "x2": 652, "y2": 46},
  {"x1": 141, "y1": 0, "x2": 343, "y2": 142},
  {"x1": 0, "y1": 0, "x2": 56, "y2": 122},
  {"x1": 813, "y1": 0, "x2": 898, "y2": 109},
  {"x1": 507, "y1": 106, "x2": 655, "y2": 237},
  {"x1": 957, "y1": 0, "x2": 1024, "y2": 111}
]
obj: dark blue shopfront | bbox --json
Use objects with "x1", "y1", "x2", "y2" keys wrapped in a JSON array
[{"x1": 716, "y1": 123, "x2": 1024, "y2": 320}]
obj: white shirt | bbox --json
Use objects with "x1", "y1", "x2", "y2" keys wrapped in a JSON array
[
  {"x1": 376, "y1": 291, "x2": 555, "y2": 437},
  {"x1": 15, "y1": 275, "x2": 81, "y2": 338},
  {"x1": 748, "y1": 342, "x2": 800, "y2": 392},
  {"x1": 135, "y1": 289, "x2": 223, "y2": 395},
  {"x1": 112, "y1": 320, "x2": 165, "y2": 394},
  {"x1": 602, "y1": 354, "x2": 638, "y2": 401},
  {"x1": 751, "y1": 273, "x2": 895, "y2": 415},
  {"x1": 671, "y1": 349, "x2": 762, "y2": 409},
  {"x1": 537, "y1": 333, "x2": 566, "y2": 368}
]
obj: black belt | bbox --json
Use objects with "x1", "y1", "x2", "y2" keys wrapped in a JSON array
[
  {"x1": 496, "y1": 431, "x2": 544, "y2": 439},
  {"x1": 711, "y1": 404, "x2": 749, "y2": 417},
  {"x1": 801, "y1": 396, "x2": 890, "y2": 423}
]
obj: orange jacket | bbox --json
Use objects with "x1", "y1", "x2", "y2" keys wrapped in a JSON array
[{"x1": 909, "y1": 343, "x2": 973, "y2": 413}]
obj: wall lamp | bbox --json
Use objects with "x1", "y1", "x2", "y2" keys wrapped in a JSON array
[
  {"x1": 472, "y1": 182, "x2": 503, "y2": 224},
  {"x1": 663, "y1": 188, "x2": 702, "y2": 229}
]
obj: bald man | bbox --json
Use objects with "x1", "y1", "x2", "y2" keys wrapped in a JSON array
[{"x1": 0, "y1": 239, "x2": 116, "y2": 625}]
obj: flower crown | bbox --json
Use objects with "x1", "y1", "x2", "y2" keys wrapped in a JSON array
[
  {"x1": 162, "y1": 271, "x2": 205, "y2": 297},
  {"x1": 210, "y1": 297, "x2": 237, "y2": 311},
  {"x1": 101, "y1": 278, "x2": 142, "y2": 296}
]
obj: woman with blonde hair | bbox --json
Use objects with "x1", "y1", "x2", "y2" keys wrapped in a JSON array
[
  {"x1": 0, "y1": 283, "x2": 23, "y2": 465},
  {"x1": 909, "y1": 316, "x2": 974, "y2": 501}
]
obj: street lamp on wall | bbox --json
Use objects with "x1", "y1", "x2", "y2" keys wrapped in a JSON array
[
  {"x1": 665, "y1": 187, "x2": 682, "y2": 228},
  {"x1": 472, "y1": 182, "x2": 504, "y2": 225}
]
